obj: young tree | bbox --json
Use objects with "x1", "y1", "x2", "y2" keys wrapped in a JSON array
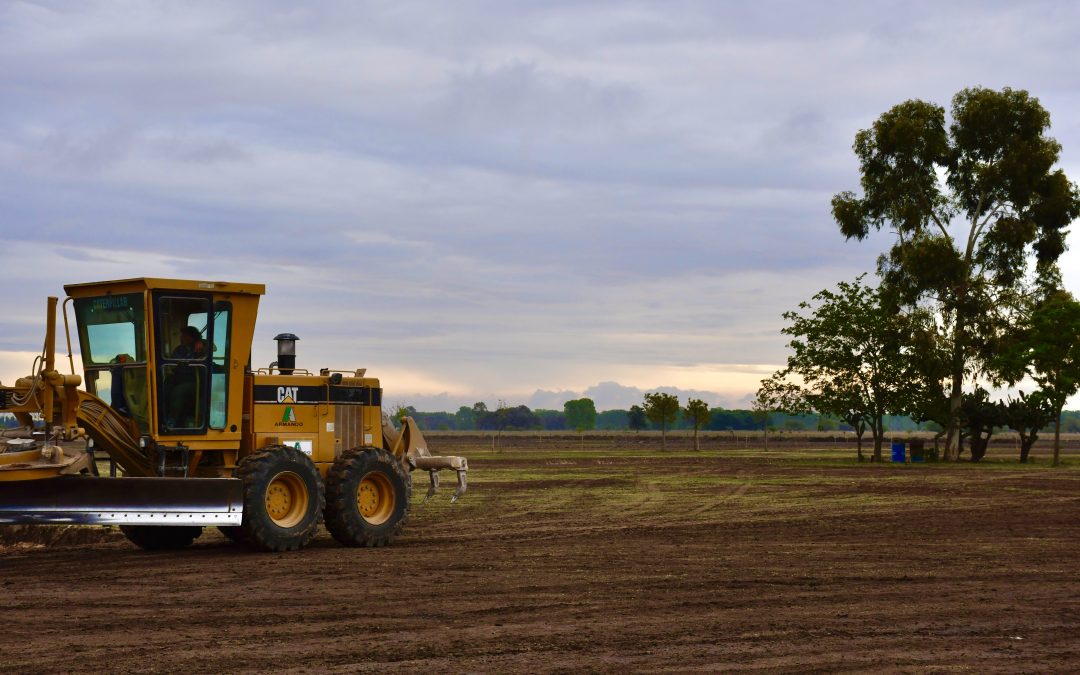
[
  {"x1": 958, "y1": 388, "x2": 1005, "y2": 462},
  {"x1": 627, "y1": 405, "x2": 647, "y2": 431},
  {"x1": 683, "y1": 398, "x2": 711, "y2": 451},
  {"x1": 493, "y1": 399, "x2": 510, "y2": 452},
  {"x1": 1002, "y1": 391, "x2": 1053, "y2": 463},
  {"x1": 643, "y1": 392, "x2": 679, "y2": 451},
  {"x1": 832, "y1": 87, "x2": 1080, "y2": 460},
  {"x1": 563, "y1": 398, "x2": 597, "y2": 431},
  {"x1": 388, "y1": 403, "x2": 416, "y2": 426},
  {"x1": 758, "y1": 371, "x2": 879, "y2": 460},
  {"x1": 759, "y1": 276, "x2": 911, "y2": 462},
  {"x1": 1000, "y1": 292, "x2": 1080, "y2": 466}
]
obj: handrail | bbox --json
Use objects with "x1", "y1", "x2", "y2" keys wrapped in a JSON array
[{"x1": 61, "y1": 296, "x2": 77, "y2": 375}]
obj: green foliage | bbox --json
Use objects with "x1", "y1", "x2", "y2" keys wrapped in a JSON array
[
  {"x1": 758, "y1": 275, "x2": 912, "y2": 461},
  {"x1": 816, "y1": 416, "x2": 838, "y2": 432},
  {"x1": 644, "y1": 392, "x2": 680, "y2": 450},
  {"x1": 1064, "y1": 412, "x2": 1080, "y2": 433},
  {"x1": 563, "y1": 398, "x2": 598, "y2": 431},
  {"x1": 410, "y1": 404, "x2": 1061, "y2": 436},
  {"x1": 831, "y1": 86, "x2": 1080, "y2": 460},
  {"x1": 627, "y1": 405, "x2": 647, "y2": 431},
  {"x1": 455, "y1": 405, "x2": 477, "y2": 430},
  {"x1": 1025, "y1": 292, "x2": 1080, "y2": 408},
  {"x1": 683, "y1": 398, "x2": 710, "y2": 429},
  {"x1": 388, "y1": 403, "x2": 417, "y2": 426},
  {"x1": 534, "y1": 409, "x2": 567, "y2": 430},
  {"x1": 644, "y1": 392, "x2": 680, "y2": 428},
  {"x1": 705, "y1": 408, "x2": 756, "y2": 431},
  {"x1": 958, "y1": 387, "x2": 1006, "y2": 462},
  {"x1": 596, "y1": 409, "x2": 629, "y2": 430},
  {"x1": 997, "y1": 290, "x2": 1080, "y2": 464},
  {"x1": 1002, "y1": 391, "x2": 1053, "y2": 462},
  {"x1": 683, "y1": 398, "x2": 711, "y2": 450}
]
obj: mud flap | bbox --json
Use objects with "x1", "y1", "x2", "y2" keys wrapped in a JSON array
[{"x1": 0, "y1": 477, "x2": 243, "y2": 526}]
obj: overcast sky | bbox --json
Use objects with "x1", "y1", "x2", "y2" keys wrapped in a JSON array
[{"x1": 2, "y1": 0, "x2": 1079, "y2": 411}]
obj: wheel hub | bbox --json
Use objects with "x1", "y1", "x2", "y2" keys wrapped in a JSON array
[
  {"x1": 264, "y1": 471, "x2": 309, "y2": 528},
  {"x1": 357, "y1": 472, "x2": 395, "y2": 525}
]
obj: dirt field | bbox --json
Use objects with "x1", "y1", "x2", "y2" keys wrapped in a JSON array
[{"x1": 3, "y1": 444, "x2": 1080, "y2": 673}]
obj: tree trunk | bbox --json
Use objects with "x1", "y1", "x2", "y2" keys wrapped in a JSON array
[
  {"x1": 693, "y1": 426, "x2": 700, "y2": 451},
  {"x1": 1053, "y1": 412, "x2": 1062, "y2": 467},
  {"x1": 970, "y1": 433, "x2": 988, "y2": 462},
  {"x1": 871, "y1": 417, "x2": 884, "y2": 462},
  {"x1": 943, "y1": 376, "x2": 963, "y2": 461},
  {"x1": 943, "y1": 221, "x2": 982, "y2": 462},
  {"x1": 661, "y1": 425, "x2": 668, "y2": 451},
  {"x1": 1019, "y1": 434, "x2": 1034, "y2": 463},
  {"x1": 856, "y1": 430, "x2": 865, "y2": 462}
]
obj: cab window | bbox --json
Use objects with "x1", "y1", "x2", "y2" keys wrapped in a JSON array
[
  {"x1": 73, "y1": 293, "x2": 146, "y2": 364},
  {"x1": 209, "y1": 301, "x2": 231, "y2": 430},
  {"x1": 156, "y1": 295, "x2": 210, "y2": 433},
  {"x1": 73, "y1": 293, "x2": 151, "y2": 433}
]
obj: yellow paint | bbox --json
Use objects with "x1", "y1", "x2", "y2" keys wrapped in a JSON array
[{"x1": 2, "y1": 278, "x2": 391, "y2": 482}]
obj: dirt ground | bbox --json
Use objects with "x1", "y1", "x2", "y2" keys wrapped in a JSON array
[{"x1": 2, "y1": 446, "x2": 1079, "y2": 673}]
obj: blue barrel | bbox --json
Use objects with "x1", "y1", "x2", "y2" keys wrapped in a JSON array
[{"x1": 891, "y1": 441, "x2": 906, "y2": 463}]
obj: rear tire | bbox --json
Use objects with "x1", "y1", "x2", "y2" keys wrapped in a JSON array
[
  {"x1": 121, "y1": 525, "x2": 203, "y2": 550},
  {"x1": 237, "y1": 445, "x2": 324, "y2": 552},
  {"x1": 325, "y1": 447, "x2": 410, "y2": 547}
]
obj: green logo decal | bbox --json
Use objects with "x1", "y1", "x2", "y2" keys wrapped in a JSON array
[{"x1": 282, "y1": 406, "x2": 296, "y2": 423}]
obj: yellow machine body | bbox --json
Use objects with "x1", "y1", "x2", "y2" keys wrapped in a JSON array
[
  {"x1": 245, "y1": 373, "x2": 388, "y2": 476},
  {"x1": 0, "y1": 278, "x2": 466, "y2": 538}
]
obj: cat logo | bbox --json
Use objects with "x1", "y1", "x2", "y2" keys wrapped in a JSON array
[{"x1": 276, "y1": 386, "x2": 299, "y2": 403}]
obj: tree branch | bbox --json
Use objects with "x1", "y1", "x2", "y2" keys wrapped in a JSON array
[{"x1": 965, "y1": 191, "x2": 988, "y2": 263}]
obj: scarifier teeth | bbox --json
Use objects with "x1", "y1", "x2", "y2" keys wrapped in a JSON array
[
  {"x1": 424, "y1": 470, "x2": 440, "y2": 503},
  {"x1": 451, "y1": 469, "x2": 467, "y2": 503}
]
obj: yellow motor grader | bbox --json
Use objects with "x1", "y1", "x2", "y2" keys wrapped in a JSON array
[{"x1": 0, "y1": 278, "x2": 467, "y2": 551}]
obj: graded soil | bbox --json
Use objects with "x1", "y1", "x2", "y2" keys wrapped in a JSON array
[{"x1": 2, "y1": 447, "x2": 1079, "y2": 673}]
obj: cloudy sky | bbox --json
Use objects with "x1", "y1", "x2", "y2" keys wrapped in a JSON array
[{"x1": 2, "y1": 0, "x2": 1079, "y2": 411}]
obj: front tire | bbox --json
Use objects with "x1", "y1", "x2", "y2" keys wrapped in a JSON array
[
  {"x1": 121, "y1": 525, "x2": 203, "y2": 550},
  {"x1": 325, "y1": 448, "x2": 410, "y2": 547},
  {"x1": 237, "y1": 445, "x2": 324, "y2": 552}
]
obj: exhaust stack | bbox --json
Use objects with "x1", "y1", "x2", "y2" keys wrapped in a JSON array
[{"x1": 274, "y1": 333, "x2": 299, "y2": 375}]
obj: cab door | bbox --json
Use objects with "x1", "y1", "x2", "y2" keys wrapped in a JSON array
[{"x1": 154, "y1": 293, "x2": 214, "y2": 435}]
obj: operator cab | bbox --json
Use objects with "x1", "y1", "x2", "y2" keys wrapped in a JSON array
[{"x1": 65, "y1": 278, "x2": 263, "y2": 444}]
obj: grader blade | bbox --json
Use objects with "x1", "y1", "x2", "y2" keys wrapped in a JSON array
[{"x1": 0, "y1": 477, "x2": 243, "y2": 526}]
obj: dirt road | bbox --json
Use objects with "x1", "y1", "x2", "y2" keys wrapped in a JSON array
[{"x1": 2, "y1": 450, "x2": 1079, "y2": 672}]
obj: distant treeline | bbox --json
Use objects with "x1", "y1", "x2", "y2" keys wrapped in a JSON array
[
  {"x1": 4, "y1": 408, "x2": 1078, "y2": 434},
  {"x1": 392, "y1": 405, "x2": 1080, "y2": 434}
]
